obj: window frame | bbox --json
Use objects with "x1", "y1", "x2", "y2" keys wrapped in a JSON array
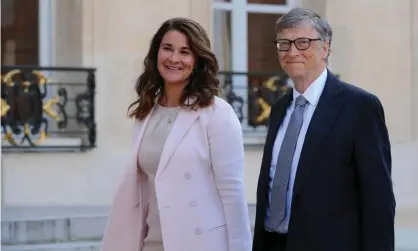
[{"x1": 212, "y1": 0, "x2": 299, "y2": 141}]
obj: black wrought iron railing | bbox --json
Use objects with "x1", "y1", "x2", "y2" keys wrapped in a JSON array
[
  {"x1": 1, "y1": 65, "x2": 96, "y2": 152},
  {"x1": 218, "y1": 71, "x2": 291, "y2": 129}
]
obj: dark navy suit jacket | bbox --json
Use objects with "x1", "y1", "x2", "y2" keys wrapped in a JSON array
[{"x1": 252, "y1": 70, "x2": 396, "y2": 251}]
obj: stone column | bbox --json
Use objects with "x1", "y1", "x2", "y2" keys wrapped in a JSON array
[
  {"x1": 324, "y1": 0, "x2": 413, "y2": 142},
  {"x1": 53, "y1": 0, "x2": 83, "y2": 67}
]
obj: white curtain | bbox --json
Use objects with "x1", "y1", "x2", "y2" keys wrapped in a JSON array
[{"x1": 213, "y1": 4, "x2": 232, "y2": 98}]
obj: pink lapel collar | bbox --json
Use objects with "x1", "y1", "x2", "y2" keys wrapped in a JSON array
[{"x1": 132, "y1": 107, "x2": 155, "y2": 178}]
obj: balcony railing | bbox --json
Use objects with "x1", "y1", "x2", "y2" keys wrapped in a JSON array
[
  {"x1": 218, "y1": 71, "x2": 291, "y2": 131},
  {"x1": 0, "y1": 68, "x2": 287, "y2": 151},
  {"x1": 1, "y1": 65, "x2": 96, "y2": 152}
]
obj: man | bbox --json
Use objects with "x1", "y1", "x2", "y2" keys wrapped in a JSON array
[{"x1": 252, "y1": 7, "x2": 395, "y2": 251}]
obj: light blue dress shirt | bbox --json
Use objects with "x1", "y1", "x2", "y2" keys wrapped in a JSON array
[{"x1": 265, "y1": 69, "x2": 327, "y2": 233}]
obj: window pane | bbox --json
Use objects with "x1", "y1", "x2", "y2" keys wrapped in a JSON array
[
  {"x1": 213, "y1": 10, "x2": 232, "y2": 71},
  {"x1": 247, "y1": 0, "x2": 286, "y2": 4},
  {"x1": 1, "y1": 0, "x2": 39, "y2": 65},
  {"x1": 248, "y1": 13, "x2": 281, "y2": 72},
  {"x1": 247, "y1": 13, "x2": 288, "y2": 127},
  {"x1": 1, "y1": 0, "x2": 15, "y2": 27}
]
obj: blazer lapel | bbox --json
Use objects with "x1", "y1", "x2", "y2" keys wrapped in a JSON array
[
  {"x1": 156, "y1": 107, "x2": 201, "y2": 177},
  {"x1": 293, "y1": 72, "x2": 344, "y2": 196},
  {"x1": 101, "y1": 109, "x2": 156, "y2": 251},
  {"x1": 132, "y1": 108, "x2": 155, "y2": 175}
]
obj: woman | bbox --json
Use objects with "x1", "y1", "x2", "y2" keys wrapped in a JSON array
[{"x1": 101, "y1": 17, "x2": 252, "y2": 251}]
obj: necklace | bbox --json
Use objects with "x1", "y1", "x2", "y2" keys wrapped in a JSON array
[
  {"x1": 158, "y1": 105, "x2": 180, "y2": 125},
  {"x1": 157, "y1": 96, "x2": 180, "y2": 124}
]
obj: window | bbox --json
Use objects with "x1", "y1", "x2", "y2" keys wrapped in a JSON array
[
  {"x1": 1, "y1": 0, "x2": 39, "y2": 65},
  {"x1": 1, "y1": 1, "x2": 96, "y2": 152},
  {"x1": 213, "y1": 0, "x2": 297, "y2": 138},
  {"x1": 248, "y1": 13, "x2": 282, "y2": 73},
  {"x1": 213, "y1": 10, "x2": 232, "y2": 72},
  {"x1": 1, "y1": 0, "x2": 54, "y2": 67}
]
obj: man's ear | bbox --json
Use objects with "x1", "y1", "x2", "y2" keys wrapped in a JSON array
[{"x1": 322, "y1": 40, "x2": 331, "y2": 59}]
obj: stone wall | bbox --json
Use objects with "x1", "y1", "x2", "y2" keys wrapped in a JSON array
[{"x1": 2, "y1": 0, "x2": 417, "y2": 209}]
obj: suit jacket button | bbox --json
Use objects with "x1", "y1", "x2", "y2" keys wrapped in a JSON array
[
  {"x1": 190, "y1": 199, "x2": 197, "y2": 206},
  {"x1": 195, "y1": 227, "x2": 202, "y2": 235},
  {"x1": 184, "y1": 172, "x2": 191, "y2": 179}
]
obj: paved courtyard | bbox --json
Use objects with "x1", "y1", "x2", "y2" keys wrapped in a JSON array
[{"x1": 2, "y1": 205, "x2": 418, "y2": 251}]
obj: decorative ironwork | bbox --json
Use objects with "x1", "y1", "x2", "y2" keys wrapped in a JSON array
[
  {"x1": 75, "y1": 71, "x2": 96, "y2": 148},
  {"x1": 219, "y1": 71, "x2": 342, "y2": 129},
  {"x1": 1, "y1": 66, "x2": 96, "y2": 151},
  {"x1": 219, "y1": 74, "x2": 245, "y2": 122},
  {"x1": 219, "y1": 71, "x2": 290, "y2": 128},
  {"x1": 248, "y1": 73, "x2": 290, "y2": 127}
]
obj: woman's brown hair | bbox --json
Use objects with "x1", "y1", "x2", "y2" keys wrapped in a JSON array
[{"x1": 128, "y1": 17, "x2": 220, "y2": 120}]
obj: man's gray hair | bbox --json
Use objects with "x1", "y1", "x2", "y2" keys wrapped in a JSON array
[{"x1": 276, "y1": 8, "x2": 332, "y2": 43}]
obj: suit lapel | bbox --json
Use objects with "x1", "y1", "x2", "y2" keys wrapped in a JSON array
[
  {"x1": 259, "y1": 92, "x2": 292, "y2": 203},
  {"x1": 264, "y1": 90, "x2": 293, "y2": 159},
  {"x1": 293, "y1": 72, "x2": 344, "y2": 196},
  {"x1": 156, "y1": 107, "x2": 200, "y2": 177}
]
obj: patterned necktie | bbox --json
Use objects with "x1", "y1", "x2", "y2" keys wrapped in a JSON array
[{"x1": 266, "y1": 95, "x2": 309, "y2": 232}]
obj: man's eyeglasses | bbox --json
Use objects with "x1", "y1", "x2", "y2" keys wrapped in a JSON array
[{"x1": 274, "y1": 38, "x2": 322, "y2": 51}]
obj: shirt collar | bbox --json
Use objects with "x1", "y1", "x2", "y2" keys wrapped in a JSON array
[{"x1": 292, "y1": 68, "x2": 327, "y2": 108}]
